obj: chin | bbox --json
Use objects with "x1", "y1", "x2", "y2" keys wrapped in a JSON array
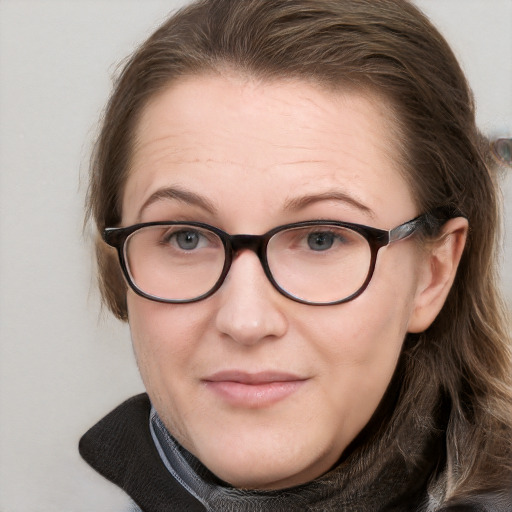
[
  {"x1": 194, "y1": 433, "x2": 339, "y2": 491},
  {"x1": 211, "y1": 462, "x2": 308, "y2": 491}
]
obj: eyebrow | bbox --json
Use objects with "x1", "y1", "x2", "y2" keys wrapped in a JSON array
[
  {"x1": 283, "y1": 190, "x2": 375, "y2": 218},
  {"x1": 138, "y1": 186, "x2": 217, "y2": 218},
  {"x1": 138, "y1": 186, "x2": 374, "y2": 220}
]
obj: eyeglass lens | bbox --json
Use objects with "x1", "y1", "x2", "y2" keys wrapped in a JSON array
[{"x1": 124, "y1": 223, "x2": 372, "y2": 304}]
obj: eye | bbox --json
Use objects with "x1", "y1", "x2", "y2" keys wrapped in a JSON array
[
  {"x1": 162, "y1": 228, "x2": 213, "y2": 251},
  {"x1": 307, "y1": 231, "x2": 336, "y2": 251},
  {"x1": 167, "y1": 229, "x2": 205, "y2": 251},
  {"x1": 174, "y1": 230, "x2": 201, "y2": 250}
]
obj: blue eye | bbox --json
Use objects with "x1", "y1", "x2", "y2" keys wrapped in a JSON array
[
  {"x1": 174, "y1": 230, "x2": 201, "y2": 250},
  {"x1": 307, "y1": 231, "x2": 335, "y2": 251},
  {"x1": 159, "y1": 225, "x2": 222, "y2": 253}
]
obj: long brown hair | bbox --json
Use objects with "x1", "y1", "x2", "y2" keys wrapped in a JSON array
[{"x1": 87, "y1": 0, "x2": 512, "y2": 502}]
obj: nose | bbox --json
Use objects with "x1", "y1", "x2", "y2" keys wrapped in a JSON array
[{"x1": 214, "y1": 250, "x2": 288, "y2": 346}]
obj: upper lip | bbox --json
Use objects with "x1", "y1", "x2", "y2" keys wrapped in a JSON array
[{"x1": 203, "y1": 370, "x2": 307, "y2": 384}]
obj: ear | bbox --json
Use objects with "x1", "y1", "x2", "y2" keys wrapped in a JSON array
[{"x1": 407, "y1": 217, "x2": 468, "y2": 333}]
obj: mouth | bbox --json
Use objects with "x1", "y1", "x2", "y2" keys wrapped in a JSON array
[{"x1": 202, "y1": 371, "x2": 308, "y2": 408}]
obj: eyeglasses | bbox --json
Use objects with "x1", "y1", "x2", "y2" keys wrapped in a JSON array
[{"x1": 103, "y1": 206, "x2": 458, "y2": 306}]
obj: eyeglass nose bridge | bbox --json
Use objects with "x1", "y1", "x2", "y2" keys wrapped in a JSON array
[
  {"x1": 227, "y1": 233, "x2": 268, "y2": 264},
  {"x1": 218, "y1": 233, "x2": 274, "y2": 287}
]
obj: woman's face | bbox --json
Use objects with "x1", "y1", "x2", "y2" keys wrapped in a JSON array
[{"x1": 122, "y1": 74, "x2": 429, "y2": 489}]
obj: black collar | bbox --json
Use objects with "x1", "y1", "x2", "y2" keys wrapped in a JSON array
[
  {"x1": 79, "y1": 393, "x2": 205, "y2": 512},
  {"x1": 79, "y1": 392, "x2": 438, "y2": 511}
]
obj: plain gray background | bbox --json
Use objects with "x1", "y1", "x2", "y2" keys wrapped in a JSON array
[{"x1": 0, "y1": 1, "x2": 511, "y2": 510}]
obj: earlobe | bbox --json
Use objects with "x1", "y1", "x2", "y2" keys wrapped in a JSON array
[{"x1": 407, "y1": 217, "x2": 468, "y2": 333}]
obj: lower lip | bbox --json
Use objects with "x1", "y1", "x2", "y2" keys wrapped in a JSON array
[{"x1": 204, "y1": 380, "x2": 305, "y2": 408}]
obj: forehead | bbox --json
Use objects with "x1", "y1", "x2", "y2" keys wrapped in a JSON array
[{"x1": 123, "y1": 74, "x2": 415, "y2": 228}]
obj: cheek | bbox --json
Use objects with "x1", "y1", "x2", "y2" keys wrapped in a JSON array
[
  {"x1": 307, "y1": 250, "x2": 421, "y2": 406},
  {"x1": 126, "y1": 293, "x2": 214, "y2": 445},
  {"x1": 128, "y1": 290, "x2": 206, "y2": 343},
  {"x1": 313, "y1": 295, "x2": 409, "y2": 366},
  {"x1": 289, "y1": 302, "x2": 407, "y2": 458},
  {"x1": 126, "y1": 293, "x2": 208, "y2": 392}
]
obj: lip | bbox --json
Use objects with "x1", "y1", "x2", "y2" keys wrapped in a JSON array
[{"x1": 202, "y1": 371, "x2": 308, "y2": 408}]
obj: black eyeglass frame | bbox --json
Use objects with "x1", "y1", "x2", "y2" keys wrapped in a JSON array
[{"x1": 103, "y1": 205, "x2": 462, "y2": 306}]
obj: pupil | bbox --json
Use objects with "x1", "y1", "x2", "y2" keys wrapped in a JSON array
[
  {"x1": 308, "y1": 232, "x2": 334, "y2": 251},
  {"x1": 177, "y1": 231, "x2": 199, "y2": 250}
]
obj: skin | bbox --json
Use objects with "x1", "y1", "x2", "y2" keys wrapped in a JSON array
[{"x1": 121, "y1": 74, "x2": 467, "y2": 490}]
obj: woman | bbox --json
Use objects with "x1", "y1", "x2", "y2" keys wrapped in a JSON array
[{"x1": 80, "y1": 0, "x2": 512, "y2": 510}]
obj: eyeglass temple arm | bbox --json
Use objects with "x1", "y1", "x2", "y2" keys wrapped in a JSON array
[
  {"x1": 388, "y1": 205, "x2": 466, "y2": 243},
  {"x1": 388, "y1": 219, "x2": 423, "y2": 243}
]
